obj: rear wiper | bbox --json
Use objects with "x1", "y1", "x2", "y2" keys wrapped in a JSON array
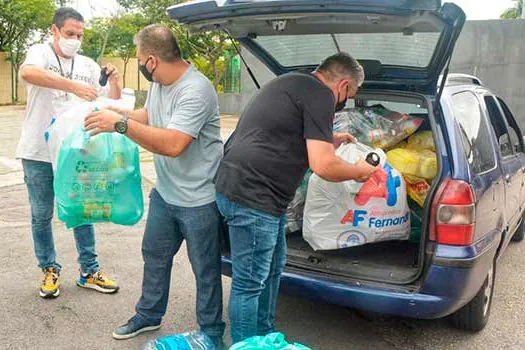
[{"x1": 224, "y1": 29, "x2": 261, "y2": 90}]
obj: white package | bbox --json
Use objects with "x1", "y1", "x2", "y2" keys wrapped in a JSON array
[{"x1": 303, "y1": 142, "x2": 410, "y2": 250}]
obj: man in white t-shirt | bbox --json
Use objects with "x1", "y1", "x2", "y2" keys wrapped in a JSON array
[{"x1": 17, "y1": 7, "x2": 121, "y2": 299}]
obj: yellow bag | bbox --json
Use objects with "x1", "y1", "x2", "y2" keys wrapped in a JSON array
[
  {"x1": 387, "y1": 148, "x2": 437, "y2": 180},
  {"x1": 404, "y1": 175, "x2": 430, "y2": 207},
  {"x1": 406, "y1": 131, "x2": 435, "y2": 151}
]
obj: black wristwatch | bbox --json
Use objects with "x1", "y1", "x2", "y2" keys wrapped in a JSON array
[{"x1": 114, "y1": 114, "x2": 129, "y2": 134}]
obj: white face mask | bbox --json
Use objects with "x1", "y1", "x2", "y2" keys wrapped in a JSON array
[{"x1": 58, "y1": 34, "x2": 81, "y2": 57}]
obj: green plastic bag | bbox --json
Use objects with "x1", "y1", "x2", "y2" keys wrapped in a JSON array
[
  {"x1": 54, "y1": 127, "x2": 143, "y2": 228},
  {"x1": 229, "y1": 333, "x2": 311, "y2": 350}
]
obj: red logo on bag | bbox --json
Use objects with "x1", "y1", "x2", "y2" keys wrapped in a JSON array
[{"x1": 341, "y1": 210, "x2": 367, "y2": 226}]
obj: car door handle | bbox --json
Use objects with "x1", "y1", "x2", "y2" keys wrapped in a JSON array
[
  {"x1": 505, "y1": 174, "x2": 512, "y2": 183},
  {"x1": 522, "y1": 167, "x2": 525, "y2": 173}
]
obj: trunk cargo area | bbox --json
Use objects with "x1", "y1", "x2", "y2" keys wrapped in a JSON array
[
  {"x1": 284, "y1": 92, "x2": 435, "y2": 284},
  {"x1": 286, "y1": 232, "x2": 420, "y2": 282}
]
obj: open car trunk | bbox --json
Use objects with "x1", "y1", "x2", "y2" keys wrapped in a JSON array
[
  {"x1": 215, "y1": 91, "x2": 438, "y2": 285},
  {"x1": 283, "y1": 91, "x2": 437, "y2": 284}
]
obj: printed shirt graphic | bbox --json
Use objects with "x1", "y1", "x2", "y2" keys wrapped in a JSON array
[{"x1": 16, "y1": 43, "x2": 108, "y2": 163}]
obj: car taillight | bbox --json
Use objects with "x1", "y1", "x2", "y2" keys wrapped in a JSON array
[{"x1": 429, "y1": 178, "x2": 476, "y2": 246}]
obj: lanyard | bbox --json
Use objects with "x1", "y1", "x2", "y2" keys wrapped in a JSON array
[
  {"x1": 50, "y1": 44, "x2": 75, "y2": 100},
  {"x1": 50, "y1": 44, "x2": 75, "y2": 79}
]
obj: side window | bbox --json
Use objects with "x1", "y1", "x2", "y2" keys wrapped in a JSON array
[
  {"x1": 451, "y1": 91, "x2": 496, "y2": 173},
  {"x1": 497, "y1": 97, "x2": 524, "y2": 153},
  {"x1": 484, "y1": 96, "x2": 514, "y2": 157}
]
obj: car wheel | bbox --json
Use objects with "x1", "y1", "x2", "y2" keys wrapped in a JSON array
[
  {"x1": 511, "y1": 217, "x2": 524, "y2": 242},
  {"x1": 449, "y1": 262, "x2": 495, "y2": 332}
]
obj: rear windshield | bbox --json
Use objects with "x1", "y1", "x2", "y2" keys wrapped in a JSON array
[{"x1": 255, "y1": 33, "x2": 441, "y2": 68}]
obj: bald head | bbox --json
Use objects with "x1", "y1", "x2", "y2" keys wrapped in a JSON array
[{"x1": 134, "y1": 24, "x2": 181, "y2": 62}]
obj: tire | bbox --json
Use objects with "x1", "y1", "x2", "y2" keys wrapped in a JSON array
[
  {"x1": 511, "y1": 217, "x2": 524, "y2": 242},
  {"x1": 449, "y1": 262, "x2": 495, "y2": 332}
]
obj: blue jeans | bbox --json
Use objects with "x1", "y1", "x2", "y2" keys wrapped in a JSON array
[
  {"x1": 135, "y1": 189, "x2": 225, "y2": 338},
  {"x1": 22, "y1": 159, "x2": 99, "y2": 274},
  {"x1": 216, "y1": 192, "x2": 287, "y2": 344}
]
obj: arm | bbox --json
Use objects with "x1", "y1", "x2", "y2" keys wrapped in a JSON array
[
  {"x1": 307, "y1": 139, "x2": 377, "y2": 182},
  {"x1": 86, "y1": 82, "x2": 214, "y2": 157},
  {"x1": 103, "y1": 63, "x2": 121, "y2": 100},
  {"x1": 108, "y1": 82, "x2": 121, "y2": 100},
  {"x1": 107, "y1": 107, "x2": 149, "y2": 125},
  {"x1": 125, "y1": 119, "x2": 192, "y2": 157},
  {"x1": 333, "y1": 132, "x2": 356, "y2": 148},
  {"x1": 128, "y1": 108, "x2": 148, "y2": 125},
  {"x1": 20, "y1": 65, "x2": 98, "y2": 101},
  {"x1": 84, "y1": 109, "x2": 192, "y2": 157}
]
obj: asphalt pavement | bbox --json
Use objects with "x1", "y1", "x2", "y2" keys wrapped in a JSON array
[{"x1": 1, "y1": 105, "x2": 524, "y2": 350}]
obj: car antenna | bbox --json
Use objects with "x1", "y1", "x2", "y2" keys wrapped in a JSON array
[{"x1": 223, "y1": 29, "x2": 261, "y2": 90}]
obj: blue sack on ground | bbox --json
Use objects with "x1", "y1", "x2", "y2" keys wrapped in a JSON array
[
  {"x1": 142, "y1": 330, "x2": 215, "y2": 350},
  {"x1": 54, "y1": 127, "x2": 143, "y2": 229},
  {"x1": 229, "y1": 333, "x2": 311, "y2": 350}
]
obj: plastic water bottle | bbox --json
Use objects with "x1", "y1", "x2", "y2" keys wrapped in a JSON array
[{"x1": 141, "y1": 331, "x2": 216, "y2": 350}]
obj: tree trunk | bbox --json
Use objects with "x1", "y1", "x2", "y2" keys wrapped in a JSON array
[
  {"x1": 14, "y1": 65, "x2": 19, "y2": 103},
  {"x1": 137, "y1": 60, "x2": 141, "y2": 91},
  {"x1": 10, "y1": 59, "x2": 15, "y2": 104},
  {"x1": 211, "y1": 59, "x2": 220, "y2": 90},
  {"x1": 123, "y1": 58, "x2": 129, "y2": 89},
  {"x1": 97, "y1": 30, "x2": 109, "y2": 64}
]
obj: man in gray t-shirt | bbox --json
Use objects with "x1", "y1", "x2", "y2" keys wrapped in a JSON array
[{"x1": 84, "y1": 25, "x2": 225, "y2": 346}]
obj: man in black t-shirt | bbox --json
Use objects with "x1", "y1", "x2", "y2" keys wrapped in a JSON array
[{"x1": 214, "y1": 52, "x2": 377, "y2": 344}]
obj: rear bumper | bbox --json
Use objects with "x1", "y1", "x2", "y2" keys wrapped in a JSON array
[
  {"x1": 222, "y1": 258, "x2": 455, "y2": 319},
  {"x1": 221, "y1": 232, "x2": 500, "y2": 319}
]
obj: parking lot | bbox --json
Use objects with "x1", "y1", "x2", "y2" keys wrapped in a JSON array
[{"x1": 1, "y1": 105, "x2": 525, "y2": 349}]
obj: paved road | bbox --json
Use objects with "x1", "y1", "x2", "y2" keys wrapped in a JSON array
[{"x1": 1, "y1": 106, "x2": 524, "y2": 349}]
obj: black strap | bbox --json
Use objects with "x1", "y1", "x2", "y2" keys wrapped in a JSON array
[
  {"x1": 223, "y1": 30, "x2": 260, "y2": 90},
  {"x1": 50, "y1": 43, "x2": 74, "y2": 79}
]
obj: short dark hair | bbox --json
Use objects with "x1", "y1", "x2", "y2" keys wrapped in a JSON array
[
  {"x1": 317, "y1": 52, "x2": 365, "y2": 86},
  {"x1": 134, "y1": 24, "x2": 181, "y2": 62},
  {"x1": 52, "y1": 7, "x2": 84, "y2": 29}
]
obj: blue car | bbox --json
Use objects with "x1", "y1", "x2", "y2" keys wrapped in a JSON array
[{"x1": 169, "y1": 0, "x2": 525, "y2": 331}]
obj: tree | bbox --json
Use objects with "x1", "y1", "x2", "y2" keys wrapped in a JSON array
[
  {"x1": 501, "y1": 0, "x2": 523, "y2": 19},
  {"x1": 0, "y1": 0, "x2": 55, "y2": 51},
  {"x1": 117, "y1": 0, "x2": 235, "y2": 90},
  {"x1": 0, "y1": 0, "x2": 56, "y2": 102},
  {"x1": 105, "y1": 14, "x2": 145, "y2": 88},
  {"x1": 117, "y1": 0, "x2": 182, "y2": 23},
  {"x1": 81, "y1": 17, "x2": 113, "y2": 64},
  {"x1": 174, "y1": 26, "x2": 234, "y2": 91}
]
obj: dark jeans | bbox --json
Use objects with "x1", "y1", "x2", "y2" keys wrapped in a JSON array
[
  {"x1": 22, "y1": 159, "x2": 99, "y2": 274},
  {"x1": 216, "y1": 192, "x2": 287, "y2": 344},
  {"x1": 135, "y1": 189, "x2": 225, "y2": 338}
]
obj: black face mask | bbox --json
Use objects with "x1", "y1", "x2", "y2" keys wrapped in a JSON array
[
  {"x1": 335, "y1": 100, "x2": 347, "y2": 113},
  {"x1": 335, "y1": 86, "x2": 349, "y2": 112},
  {"x1": 139, "y1": 57, "x2": 155, "y2": 82}
]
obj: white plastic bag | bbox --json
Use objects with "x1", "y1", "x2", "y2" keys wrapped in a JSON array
[
  {"x1": 45, "y1": 91, "x2": 135, "y2": 169},
  {"x1": 303, "y1": 142, "x2": 410, "y2": 250}
]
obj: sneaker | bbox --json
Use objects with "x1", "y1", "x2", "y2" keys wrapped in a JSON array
[
  {"x1": 39, "y1": 267, "x2": 60, "y2": 299},
  {"x1": 76, "y1": 270, "x2": 119, "y2": 294},
  {"x1": 112, "y1": 316, "x2": 161, "y2": 340}
]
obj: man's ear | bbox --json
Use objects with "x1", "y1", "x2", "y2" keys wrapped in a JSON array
[{"x1": 51, "y1": 24, "x2": 59, "y2": 37}]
